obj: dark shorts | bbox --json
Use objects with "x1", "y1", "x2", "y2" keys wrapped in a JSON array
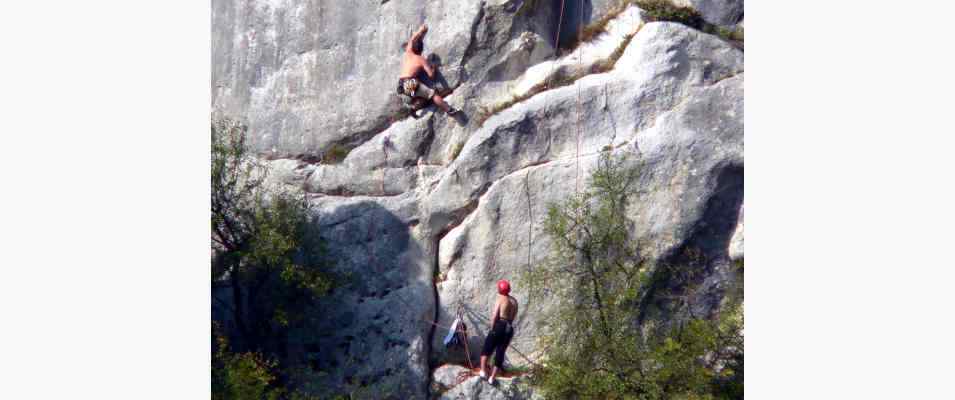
[{"x1": 481, "y1": 319, "x2": 514, "y2": 368}]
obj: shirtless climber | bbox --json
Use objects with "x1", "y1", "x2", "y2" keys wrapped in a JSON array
[
  {"x1": 480, "y1": 279, "x2": 519, "y2": 384},
  {"x1": 397, "y1": 24, "x2": 459, "y2": 115}
]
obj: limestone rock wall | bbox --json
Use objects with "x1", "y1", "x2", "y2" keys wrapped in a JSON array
[{"x1": 212, "y1": 1, "x2": 744, "y2": 398}]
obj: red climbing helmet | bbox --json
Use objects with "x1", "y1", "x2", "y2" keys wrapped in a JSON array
[{"x1": 497, "y1": 279, "x2": 511, "y2": 295}]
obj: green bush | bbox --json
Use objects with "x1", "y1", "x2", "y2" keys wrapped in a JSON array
[
  {"x1": 636, "y1": 0, "x2": 705, "y2": 30},
  {"x1": 322, "y1": 143, "x2": 351, "y2": 164},
  {"x1": 521, "y1": 152, "x2": 743, "y2": 399},
  {"x1": 213, "y1": 329, "x2": 284, "y2": 400},
  {"x1": 212, "y1": 118, "x2": 336, "y2": 395},
  {"x1": 449, "y1": 141, "x2": 465, "y2": 162}
]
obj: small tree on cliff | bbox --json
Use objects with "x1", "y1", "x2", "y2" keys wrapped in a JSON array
[
  {"x1": 211, "y1": 118, "x2": 334, "y2": 357},
  {"x1": 522, "y1": 152, "x2": 743, "y2": 399}
]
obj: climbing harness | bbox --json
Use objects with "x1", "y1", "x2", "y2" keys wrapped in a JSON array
[
  {"x1": 397, "y1": 77, "x2": 420, "y2": 97},
  {"x1": 396, "y1": 78, "x2": 431, "y2": 119}
]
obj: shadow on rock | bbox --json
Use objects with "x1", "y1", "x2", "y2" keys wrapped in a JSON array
[
  {"x1": 556, "y1": 0, "x2": 594, "y2": 49},
  {"x1": 286, "y1": 200, "x2": 433, "y2": 399},
  {"x1": 641, "y1": 164, "x2": 744, "y2": 324}
]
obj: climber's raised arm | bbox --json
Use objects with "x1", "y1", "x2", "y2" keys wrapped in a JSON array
[
  {"x1": 405, "y1": 24, "x2": 428, "y2": 54},
  {"x1": 421, "y1": 59, "x2": 435, "y2": 78}
]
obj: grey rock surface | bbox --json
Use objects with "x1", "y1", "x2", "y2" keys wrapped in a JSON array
[
  {"x1": 430, "y1": 364, "x2": 472, "y2": 394},
  {"x1": 436, "y1": 378, "x2": 539, "y2": 400},
  {"x1": 429, "y1": 364, "x2": 540, "y2": 399},
  {"x1": 213, "y1": 1, "x2": 744, "y2": 397},
  {"x1": 428, "y1": 22, "x2": 743, "y2": 367},
  {"x1": 674, "y1": 0, "x2": 744, "y2": 26},
  {"x1": 729, "y1": 203, "x2": 744, "y2": 261},
  {"x1": 284, "y1": 193, "x2": 436, "y2": 399},
  {"x1": 212, "y1": 0, "x2": 560, "y2": 158}
]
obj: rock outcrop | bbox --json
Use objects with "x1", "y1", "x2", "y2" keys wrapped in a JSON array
[
  {"x1": 675, "y1": 0, "x2": 744, "y2": 27},
  {"x1": 212, "y1": 1, "x2": 744, "y2": 398},
  {"x1": 430, "y1": 365, "x2": 540, "y2": 400}
]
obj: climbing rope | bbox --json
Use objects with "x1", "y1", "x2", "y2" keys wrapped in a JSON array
[
  {"x1": 544, "y1": 0, "x2": 583, "y2": 194},
  {"x1": 547, "y1": 0, "x2": 567, "y2": 87},
  {"x1": 574, "y1": 0, "x2": 584, "y2": 197},
  {"x1": 362, "y1": 0, "x2": 593, "y2": 380}
]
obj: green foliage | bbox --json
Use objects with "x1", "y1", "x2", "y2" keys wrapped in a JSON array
[
  {"x1": 449, "y1": 141, "x2": 464, "y2": 162},
  {"x1": 705, "y1": 25, "x2": 744, "y2": 42},
  {"x1": 476, "y1": 16, "x2": 640, "y2": 127},
  {"x1": 591, "y1": 32, "x2": 638, "y2": 74},
  {"x1": 517, "y1": 0, "x2": 542, "y2": 16},
  {"x1": 213, "y1": 328, "x2": 284, "y2": 400},
  {"x1": 212, "y1": 118, "x2": 335, "y2": 390},
  {"x1": 562, "y1": 0, "x2": 634, "y2": 51},
  {"x1": 635, "y1": 1, "x2": 744, "y2": 43},
  {"x1": 636, "y1": 0, "x2": 705, "y2": 30},
  {"x1": 322, "y1": 143, "x2": 351, "y2": 164},
  {"x1": 521, "y1": 152, "x2": 743, "y2": 399},
  {"x1": 475, "y1": 67, "x2": 583, "y2": 127}
]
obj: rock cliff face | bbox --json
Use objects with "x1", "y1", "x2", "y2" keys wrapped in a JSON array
[{"x1": 212, "y1": 1, "x2": 743, "y2": 398}]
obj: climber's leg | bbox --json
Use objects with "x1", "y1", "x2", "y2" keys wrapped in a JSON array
[
  {"x1": 480, "y1": 328, "x2": 499, "y2": 379},
  {"x1": 488, "y1": 325, "x2": 512, "y2": 383},
  {"x1": 431, "y1": 93, "x2": 450, "y2": 112},
  {"x1": 432, "y1": 93, "x2": 458, "y2": 115}
]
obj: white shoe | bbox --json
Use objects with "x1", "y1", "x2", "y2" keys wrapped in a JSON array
[
  {"x1": 479, "y1": 371, "x2": 486, "y2": 379},
  {"x1": 488, "y1": 376, "x2": 495, "y2": 385}
]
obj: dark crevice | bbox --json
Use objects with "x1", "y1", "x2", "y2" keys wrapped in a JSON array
[
  {"x1": 261, "y1": 114, "x2": 395, "y2": 167},
  {"x1": 425, "y1": 235, "x2": 441, "y2": 398},
  {"x1": 324, "y1": 116, "x2": 393, "y2": 162},
  {"x1": 306, "y1": 190, "x2": 405, "y2": 199},
  {"x1": 457, "y1": 1, "x2": 487, "y2": 84},
  {"x1": 436, "y1": 192, "x2": 483, "y2": 241},
  {"x1": 556, "y1": 0, "x2": 593, "y2": 50}
]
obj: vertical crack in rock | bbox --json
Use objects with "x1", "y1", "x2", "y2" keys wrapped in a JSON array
[
  {"x1": 457, "y1": 1, "x2": 487, "y2": 83},
  {"x1": 426, "y1": 235, "x2": 441, "y2": 398},
  {"x1": 413, "y1": 116, "x2": 438, "y2": 167}
]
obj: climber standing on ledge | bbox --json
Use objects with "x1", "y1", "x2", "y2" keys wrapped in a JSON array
[
  {"x1": 480, "y1": 279, "x2": 519, "y2": 385},
  {"x1": 397, "y1": 24, "x2": 459, "y2": 115}
]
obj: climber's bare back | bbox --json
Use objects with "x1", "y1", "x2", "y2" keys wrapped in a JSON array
[
  {"x1": 497, "y1": 295, "x2": 518, "y2": 321},
  {"x1": 399, "y1": 53, "x2": 428, "y2": 79}
]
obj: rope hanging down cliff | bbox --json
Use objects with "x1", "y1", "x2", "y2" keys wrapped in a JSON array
[{"x1": 370, "y1": 0, "x2": 588, "y2": 378}]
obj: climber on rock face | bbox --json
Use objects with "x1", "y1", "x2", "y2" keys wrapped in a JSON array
[
  {"x1": 480, "y1": 279, "x2": 519, "y2": 385},
  {"x1": 397, "y1": 24, "x2": 459, "y2": 116}
]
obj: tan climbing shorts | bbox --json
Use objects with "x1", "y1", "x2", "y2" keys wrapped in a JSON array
[{"x1": 400, "y1": 78, "x2": 435, "y2": 100}]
